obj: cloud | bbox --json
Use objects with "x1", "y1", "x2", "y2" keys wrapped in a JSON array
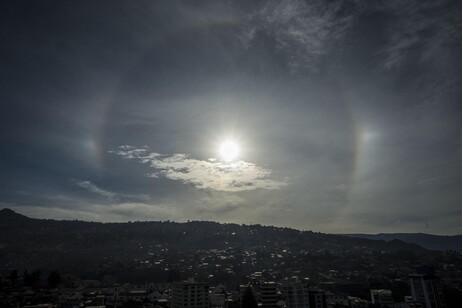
[
  {"x1": 6, "y1": 202, "x2": 177, "y2": 222},
  {"x1": 380, "y1": 0, "x2": 462, "y2": 70},
  {"x1": 74, "y1": 180, "x2": 117, "y2": 199},
  {"x1": 244, "y1": 0, "x2": 361, "y2": 72},
  {"x1": 241, "y1": 0, "x2": 461, "y2": 73},
  {"x1": 110, "y1": 146, "x2": 288, "y2": 192},
  {"x1": 73, "y1": 179, "x2": 150, "y2": 202},
  {"x1": 3, "y1": 191, "x2": 248, "y2": 223}
]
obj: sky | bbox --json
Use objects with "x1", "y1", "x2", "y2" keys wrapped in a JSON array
[{"x1": 1, "y1": 0, "x2": 461, "y2": 234}]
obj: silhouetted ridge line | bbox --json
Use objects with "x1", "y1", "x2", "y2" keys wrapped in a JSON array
[
  {"x1": 0, "y1": 208, "x2": 448, "y2": 284},
  {"x1": 342, "y1": 233, "x2": 462, "y2": 253},
  {"x1": 0, "y1": 208, "x2": 31, "y2": 220}
]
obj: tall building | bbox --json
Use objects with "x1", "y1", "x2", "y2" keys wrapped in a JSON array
[
  {"x1": 210, "y1": 285, "x2": 227, "y2": 308},
  {"x1": 172, "y1": 280, "x2": 210, "y2": 308},
  {"x1": 308, "y1": 288, "x2": 327, "y2": 308},
  {"x1": 370, "y1": 289, "x2": 393, "y2": 307},
  {"x1": 409, "y1": 274, "x2": 446, "y2": 308},
  {"x1": 259, "y1": 282, "x2": 278, "y2": 308},
  {"x1": 239, "y1": 285, "x2": 257, "y2": 308},
  {"x1": 281, "y1": 283, "x2": 309, "y2": 308}
]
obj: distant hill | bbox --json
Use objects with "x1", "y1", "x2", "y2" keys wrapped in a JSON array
[
  {"x1": 342, "y1": 233, "x2": 462, "y2": 253},
  {"x1": 0, "y1": 208, "x2": 30, "y2": 223},
  {"x1": 0, "y1": 208, "x2": 449, "y2": 284}
]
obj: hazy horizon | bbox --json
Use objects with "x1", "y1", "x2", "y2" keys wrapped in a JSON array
[{"x1": 2, "y1": 207, "x2": 461, "y2": 237}]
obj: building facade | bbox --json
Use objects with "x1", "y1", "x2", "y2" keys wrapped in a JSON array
[
  {"x1": 410, "y1": 274, "x2": 446, "y2": 308},
  {"x1": 308, "y1": 289, "x2": 327, "y2": 308},
  {"x1": 281, "y1": 283, "x2": 309, "y2": 308},
  {"x1": 370, "y1": 289, "x2": 393, "y2": 307},
  {"x1": 258, "y1": 282, "x2": 278, "y2": 308},
  {"x1": 172, "y1": 281, "x2": 210, "y2": 308}
]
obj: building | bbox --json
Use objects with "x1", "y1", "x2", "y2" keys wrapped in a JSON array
[
  {"x1": 348, "y1": 296, "x2": 369, "y2": 308},
  {"x1": 210, "y1": 293, "x2": 226, "y2": 308},
  {"x1": 172, "y1": 280, "x2": 210, "y2": 308},
  {"x1": 370, "y1": 289, "x2": 393, "y2": 307},
  {"x1": 259, "y1": 282, "x2": 278, "y2": 308},
  {"x1": 326, "y1": 292, "x2": 349, "y2": 308},
  {"x1": 281, "y1": 282, "x2": 309, "y2": 308},
  {"x1": 409, "y1": 274, "x2": 446, "y2": 308},
  {"x1": 239, "y1": 285, "x2": 257, "y2": 308},
  {"x1": 394, "y1": 296, "x2": 424, "y2": 308},
  {"x1": 309, "y1": 288, "x2": 327, "y2": 308},
  {"x1": 210, "y1": 285, "x2": 227, "y2": 308}
]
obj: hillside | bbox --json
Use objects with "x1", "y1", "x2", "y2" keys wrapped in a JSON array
[
  {"x1": 0, "y1": 208, "x2": 457, "y2": 286},
  {"x1": 342, "y1": 233, "x2": 462, "y2": 253}
]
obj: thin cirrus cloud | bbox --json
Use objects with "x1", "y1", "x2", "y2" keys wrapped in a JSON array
[
  {"x1": 243, "y1": 0, "x2": 460, "y2": 72},
  {"x1": 74, "y1": 180, "x2": 117, "y2": 199},
  {"x1": 244, "y1": 0, "x2": 360, "y2": 72},
  {"x1": 73, "y1": 179, "x2": 150, "y2": 202},
  {"x1": 381, "y1": 0, "x2": 462, "y2": 70},
  {"x1": 111, "y1": 146, "x2": 288, "y2": 192}
]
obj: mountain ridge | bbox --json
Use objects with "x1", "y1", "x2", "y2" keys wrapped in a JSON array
[
  {"x1": 0, "y1": 207, "x2": 32, "y2": 222},
  {"x1": 2, "y1": 208, "x2": 460, "y2": 237},
  {"x1": 2, "y1": 207, "x2": 461, "y2": 291},
  {"x1": 342, "y1": 233, "x2": 462, "y2": 253}
]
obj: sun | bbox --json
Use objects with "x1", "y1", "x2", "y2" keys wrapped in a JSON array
[{"x1": 220, "y1": 141, "x2": 239, "y2": 161}]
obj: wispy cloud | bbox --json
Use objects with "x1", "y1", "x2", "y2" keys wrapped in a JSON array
[
  {"x1": 73, "y1": 179, "x2": 149, "y2": 202},
  {"x1": 111, "y1": 146, "x2": 288, "y2": 192},
  {"x1": 242, "y1": 0, "x2": 461, "y2": 72},
  {"x1": 6, "y1": 203, "x2": 177, "y2": 222},
  {"x1": 4, "y1": 192, "x2": 249, "y2": 223},
  {"x1": 379, "y1": 0, "x2": 462, "y2": 70},
  {"x1": 74, "y1": 180, "x2": 117, "y2": 199},
  {"x1": 244, "y1": 0, "x2": 361, "y2": 72}
]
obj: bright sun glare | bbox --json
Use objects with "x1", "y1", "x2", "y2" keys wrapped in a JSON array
[{"x1": 220, "y1": 141, "x2": 239, "y2": 161}]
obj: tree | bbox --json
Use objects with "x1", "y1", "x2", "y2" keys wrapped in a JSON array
[
  {"x1": 242, "y1": 287, "x2": 258, "y2": 308},
  {"x1": 47, "y1": 271, "x2": 61, "y2": 288}
]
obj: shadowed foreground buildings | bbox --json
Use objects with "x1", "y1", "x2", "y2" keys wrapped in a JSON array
[
  {"x1": 370, "y1": 289, "x2": 393, "y2": 307},
  {"x1": 281, "y1": 282, "x2": 309, "y2": 308},
  {"x1": 259, "y1": 282, "x2": 278, "y2": 308},
  {"x1": 410, "y1": 274, "x2": 446, "y2": 308},
  {"x1": 307, "y1": 289, "x2": 327, "y2": 308},
  {"x1": 172, "y1": 280, "x2": 210, "y2": 308},
  {"x1": 0, "y1": 273, "x2": 455, "y2": 308}
]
